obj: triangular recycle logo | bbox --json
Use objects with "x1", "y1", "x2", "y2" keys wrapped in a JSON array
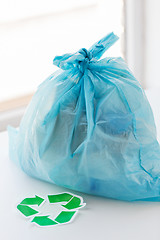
[{"x1": 17, "y1": 192, "x2": 86, "y2": 226}]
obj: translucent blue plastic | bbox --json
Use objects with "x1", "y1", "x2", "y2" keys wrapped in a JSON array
[{"x1": 8, "y1": 32, "x2": 160, "y2": 201}]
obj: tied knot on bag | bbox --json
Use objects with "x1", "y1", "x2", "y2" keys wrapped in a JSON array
[
  {"x1": 77, "y1": 48, "x2": 94, "y2": 73},
  {"x1": 53, "y1": 32, "x2": 119, "y2": 75},
  {"x1": 53, "y1": 47, "x2": 96, "y2": 74}
]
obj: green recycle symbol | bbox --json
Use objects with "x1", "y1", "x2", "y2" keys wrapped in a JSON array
[{"x1": 17, "y1": 192, "x2": 86, "y2": 226}]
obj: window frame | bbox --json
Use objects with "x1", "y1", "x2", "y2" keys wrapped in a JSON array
[{"x1": 124, "y1": 0, "x2": 146, "y2": 87}]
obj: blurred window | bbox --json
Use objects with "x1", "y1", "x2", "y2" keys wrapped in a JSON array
[{"x1": 0, "y1": 0, "x2": 124, "y2": 110}]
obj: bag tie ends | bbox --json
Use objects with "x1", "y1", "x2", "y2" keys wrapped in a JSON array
[{"x1": 53, "y1": 32, "x2": 119, "y2": 74}]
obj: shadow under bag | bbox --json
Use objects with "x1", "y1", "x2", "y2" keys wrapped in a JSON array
[{"x1": 8, "y1": 32, "x2": 160, "y2": 201}]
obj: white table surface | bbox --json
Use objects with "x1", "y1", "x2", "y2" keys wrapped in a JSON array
[{"x1": 1, "y1": 89, "x2": 160, "y2": 240}]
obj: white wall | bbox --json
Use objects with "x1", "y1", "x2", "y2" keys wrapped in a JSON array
[{"x1": 145, "y1": 0, "x2": 160, "y2": 88}]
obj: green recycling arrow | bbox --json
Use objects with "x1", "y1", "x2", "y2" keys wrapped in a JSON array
[
  {"x1": 17, "y1": 204, "x2": 39, "y2": 217},
  {"x1": 62, "y1": 196, "x2": 85, "y2": 210},
  {"x1": 17, "y1": 192, "x2": 86, "y2": 227},
  {"x1": 20, "y1": 195, "x2": 44, "y2": 206},
  {"x1": 48, "y1": 193, "x2": 73, "y2": 203},
  {"x1": 55, "y1": 211, "x2": 76, "y2": 224},
  {"x1": 32, "y1": 216, "x2": 58, "y2": 226},
  {"x1": 32, "y1": 211, "x2": 76, "y2": 226}
]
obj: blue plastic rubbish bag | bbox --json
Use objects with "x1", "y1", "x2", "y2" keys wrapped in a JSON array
[{"x1": 8, "y1": 32, "x2": 160, "y2": 201}]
